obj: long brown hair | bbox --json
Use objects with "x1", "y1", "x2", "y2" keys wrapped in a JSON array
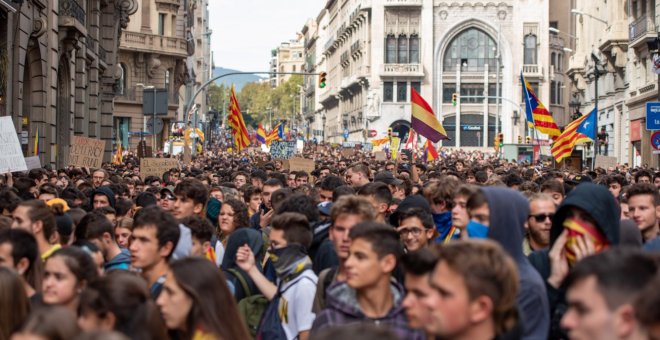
[
  {"x1": 169, "y1": 257, "x2": 250, "y2": 340},
  {"x1": 0, "y1": 267, "x2": 30, "y2": 340}
]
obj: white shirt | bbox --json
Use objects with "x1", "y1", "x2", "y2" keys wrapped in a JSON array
[{"x1": 278, "y1": 269, "x2": 318, "y2": 340}]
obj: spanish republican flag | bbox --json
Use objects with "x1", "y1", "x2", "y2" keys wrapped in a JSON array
[
  {"x1": 551, "y1": 108, "x2": 596, "y2": 163},
  {"x1": 256, "y1": 124, "x2": 267, "y2": 144},
  {"x1": 521, "y1": 72, "x2": 561, "y2": 138},
  {"x1": 411, "y1": 88, "x2": 449, "y2": 142},
  {"x1": 424, "y1": 140, "x2": 439, "y2": 162},
  {"x1": 228, "y1": 85, "x2": 250, "y2": 152}
]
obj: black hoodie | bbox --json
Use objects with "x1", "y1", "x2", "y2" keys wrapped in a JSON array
[
  {"x1": 528, "y1": 182, "x2": 620, "y2": 339},
  {"x1": 482, "y1": 187, "x2": 550, "y2": 340}
]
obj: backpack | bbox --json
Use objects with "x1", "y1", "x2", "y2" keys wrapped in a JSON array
[
  {"x1": 255, "y1": 276, "x2": 315, "y2": 340},
  {"x1": 238, "y1": 294, "x2": 269, "y2": 338}
]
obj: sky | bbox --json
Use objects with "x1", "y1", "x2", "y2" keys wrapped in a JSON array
[{"x1": 208, "y1": 0, "x2": 325, "y2": 72}]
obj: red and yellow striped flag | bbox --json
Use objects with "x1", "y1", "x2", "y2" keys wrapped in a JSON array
[{"x1": 228, "y1": 85, "x2": 250, "y2": 152}]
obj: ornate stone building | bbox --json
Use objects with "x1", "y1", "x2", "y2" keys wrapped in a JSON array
[
  {"x1": 1, "y1": 0, "x2": 137, "y2": 168},
  {"x1": 114, "y1": 0, "x2": 193, "y2": 153}
]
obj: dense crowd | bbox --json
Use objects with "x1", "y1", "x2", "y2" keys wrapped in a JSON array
[{"x1": 1, "y1": 142, "x2": 660, "y2": 340}]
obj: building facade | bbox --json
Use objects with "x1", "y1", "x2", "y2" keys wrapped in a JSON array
[
  {"x1": 183, "y1": 0, "x2": 211, "y2": 132},
  {"x1": 308, "y1": 0, "x2": 554, "y2": 148},
  {"x1": 114, "y1": 0, "x2": 194, "y2": 153},
  {"x1": 269, "y1": 40, "x2": 305, "y2": 88},
  {"x1": 1, "y1": 0, "x2": 137, "y2": 168}
]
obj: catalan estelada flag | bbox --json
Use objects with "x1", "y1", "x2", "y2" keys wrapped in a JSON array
[
  {"x1": 256, "y1": 124, "x2": 267, "y2": 144},
  {"x1": 551, "y1": 107, "x2": 596, "y2": 163},
  {"x1": 424, "y1": 140, "x2": 438, "y2": 162},
  {"x1": 411, "y1": 87, "x2": 449, "y2": 142},
  {"x1": 228, "y1": 85, "x2": 250, "y2": 152},
  {"x1": 521, "y1": 72, "x2": 561, "y2": 138},
  {"x1": 33, "y1": 128, "x2": 39, "y2": 156},
  {"x1": 266, "y1": 121, "x2": 283, "y2": 145}
]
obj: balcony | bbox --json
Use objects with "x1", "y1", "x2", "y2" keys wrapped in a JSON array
[
  {"x1": 381, "y1": 64, "x2": 424, "y2": 77},
  {"x1": 116, "y1": 88, "x2": 179, "y2": 107},
  {"x1": 120, "y1": 31, "x2": 188, "y2": 58},
  {"x1": 629, "y1": 16, "x2": 656, "y2": 50},
  {"x1": 549, "y1": 34, "x2": 565, "y2": 50},
  {"x1": 384, "y1": 0, "x2": 422, "y2": 6},
  {"x1": 521, "y1": 64, "x2": 543, "y2": 79},
  {"x1": 59, "y1": 0, "x2": 86, "y2": 35}
]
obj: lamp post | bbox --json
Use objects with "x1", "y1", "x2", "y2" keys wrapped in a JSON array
[{"x1": 591, "y1": 51, "x2": 606, "y2": 170}]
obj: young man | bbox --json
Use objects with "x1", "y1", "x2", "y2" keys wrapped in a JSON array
[
  {"x1": 233, "y1": 171, "x2": 249, "y2": 189},
  {"x1": 345, "y1": 163, "x2": 370, "y2": 188},
  {"x1": 171, "y1": 178, "x2": 208, "y2": 220},
  {"x1": 634, "y1": 170, "x2": 652, "y2": 184},
  {"x1": 562, "y1": 248, "x2": 657, "y2": 340},
  {"x1": 311, "y1": 222, "x2": 423, "y2": 339},
  {"x1": 540, "y1": 179, "x2": 565, "y2": 206},
  {"x1": 129, "y1": 206, "x2": 180, "y2": 298},
  {"x1": 295, "y1": 171, "x2": 310, "y2": 187},
  {"x1": 243, "y1": 185, "x2": 263, "y2": 218},
  {"x1": 625, "y1": 183, "x2": 660, "y2": 243},
  {"x1": 236, "y1": 212, "x2": 317, "y2": 340},
  {"x1": 373, "y1": 171, "x2": 405, "y2": 200},
  {"x1": 606, "y1": 174, "x2": 626, "y2": 199},
  {"x1": 422, "y1": 240, "x2": 519, "y2": 340},
  {"x1": 37, "y1": 184, "x2": 59, "y2": 203},
  {"x1": 401, "y1": 248, "x2": 437, "y2": 339},
  {"x1": 91, "y1": 186, "x2": 116, "y2": 210},
  {"x1": 85, "y1": 217, "x2": 131, "y2": 272},
  {"x1": 158, "y1": 186, "x2": 176, "y2": 212},
  {"x1": 312, "y1": 195, "x2": 376, "y2": 311},
  {"x1": 451, "y1": 184, "x2": 478, "y2": 240},
  {"x1": 318, "y1": 175, "x2": 345, "y2": 204},
  {"x1": 0, "y1": 228, "x2": 41, "y2": 297},
  {"x1": 91, "y1": 169, "x2": 108, "y2": 188},
  {"x1": 249, "y1": 178, "x2": 283, "y2": 230},
  {"x1": 180, "y1": 215, "x2": 215, "y2": 260},
  {"x1": 397, "y1": 207, "x2": 435, "y2": 252},
  {"x1": 357, "y1": 182, "x2": 392, "y2": 225},
  {"x1": 11, "y1": 200, "x2": 61, "y2": 261},
  {"x1": 423, "y1": 177, "x2": 461, "y2": 242},
  {"x1": 524, "y1": 193, "x2": 556, "y2": 255}
]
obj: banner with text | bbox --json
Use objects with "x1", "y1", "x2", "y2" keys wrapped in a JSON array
[
  {"x1": 0, "y1": 117, "x2": 27, "y2": 172},
  {"x1": 270, "y1": 141, "x2": 296, "y2": 159},
  {"x1": 69, "y1": 136, "x2": 106, "y2": 168},
  {"x1": 140, "y1": 158, "x2": 179, "y2": 180}
]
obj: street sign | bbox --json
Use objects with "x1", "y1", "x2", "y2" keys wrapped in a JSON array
[
  {"x1": 147, "y1": 117, "x2": 164, "y2": 134},
  {"x1": 343, "y1": 129, "x2": 349, "y2": 139},
  {"x1": 646, "y1": 102, "x2": 660, "y2": 130},
  {"x1": 368, "y1": 130, "x2": 377, "y2": 137},
  {"x1": 652, "y1": 131, "x2": 660, "y2": 150}
]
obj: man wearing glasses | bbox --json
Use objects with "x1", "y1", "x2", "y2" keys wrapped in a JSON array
[{"x1": 524, "y1": 193, "x2": 556, "y2": 255}]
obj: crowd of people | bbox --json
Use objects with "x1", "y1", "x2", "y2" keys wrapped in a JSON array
[{"x1": 0, "y1": 142, "x2": 660, "y2": 340}]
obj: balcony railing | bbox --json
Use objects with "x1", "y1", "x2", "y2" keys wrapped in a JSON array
[
  {"x1": 59, "y1": 0, "x2": 85, "y2": 25},
  {"x1": 120, "y1": 31, "x2": 188, "y2": 58},
  {"x1": 384, "y1": 0, "x2": 422, "y2": 6},
  {"x1": 629, "y1": 16, "x2": 655, "y2": 42},
  {"x1": 381, "y1": 63, "x2": 423, "y2": 77},
  {"x1": 521, "y1": 64, "x2": 543, "y2": 78},
  {"x1": 117, "y1": 88, "x2": 179, "y2": 106}
]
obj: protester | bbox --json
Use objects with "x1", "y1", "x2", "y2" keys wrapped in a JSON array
[
  {"x1": 42, "y1": 247, "x2": 98, "y2": 312},
  {"x1": 625, "y1": 183, "x2": 660, "y2": 243},
  {"x1": 0, "y1": 267, "x2": 30, "y2": 340},
  {"x1": 11, "y1": 200, "x2": 61, "y2": 261},
  {"x1": 396, "y1": 207, "x2": 435, "y2": 252},
  {"x1": 0, "y1": 228, "x2": 41, "y2": 297},
  {"x1": 524, "y1": 193, "x2": 556, "y2": 255},
  {"x1": 400, "y1": 248, "x2": 438, "y2": 339}
]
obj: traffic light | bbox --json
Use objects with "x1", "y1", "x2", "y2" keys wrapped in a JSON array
[
  {"x1": 518, "y1": 136, "x2": 522, "y2": 144},
  {"x1": 526, "y1": 136, "x2": 532, "y2": 144},
  {"x1": 387, "y1": 128, "x2": 393, "y2": 139},
  {"x1": 498, "y1": 133, "x2": 504, "y2": 147},
  {"x1": 318, "y1": 72, "x2": 327, "y2": 88},
  {"x1": 452, "y1": 93, "x2": 458, "y2": 106}
]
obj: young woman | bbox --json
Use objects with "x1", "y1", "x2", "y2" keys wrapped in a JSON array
[
  {"x1": 217, "y1": 198, "x2": 249, "y2": 245},
  {"x1": 0, "y1": 268, "x2": 30, "y2": 340},
  {"x1": 42, "y1": 247, "x2": 98, "y2": 312},
  {"x1": 11, "y1": 306, "x2": 79, "y2": 340},
  {"x1": 156, "y1": 257, "x2": 250, "y2": 340}
]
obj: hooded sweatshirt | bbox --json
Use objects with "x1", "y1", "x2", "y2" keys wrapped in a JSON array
[
  {"x1": 104, "y1": 248, "x2": 131, "y2": 271},
  {"x1": 311, "y1": 281, "x2": 425, "y2": 340},
  {"x1": 221, "y1": 228, "x2": 264, "y2": 302},
  {"x1": 528, "y1": 182, "x2": 620, "y2": 339},
  {"x1": 92, "y1": 186, "x2": 116, "y2": 209},
  {"x1": 481, "y1": 187, "x2": 550, "y2": 340}
]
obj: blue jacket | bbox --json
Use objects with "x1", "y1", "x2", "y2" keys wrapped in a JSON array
[
  {"x1": 104, "y1": 248, "x2": 131, "y2": 271},
  {"x1": 432, "y1": 211, "x2": 458, "y2": 242}
]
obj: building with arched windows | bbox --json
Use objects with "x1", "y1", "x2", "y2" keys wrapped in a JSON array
[{"x1": 307, "y1": 0, "x2": 559, "y2": 149}]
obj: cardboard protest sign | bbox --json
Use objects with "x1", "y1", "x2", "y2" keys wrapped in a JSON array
[
  {"x1": 0, "y1": 117, "x2": 27, "y2": 172},
  {"x1": 24, "y1": 156, "x2": 41, "y2": 170},
  {"x1": 69, "y1": 136, "x2": 106, "y2": 169},
  {"x1": 341, "y1": 148, "x2": 355, "y2": 158},
  {"x1": 288, "y1": 157, "x2": 315, "y2": 174},
  {"x1": 140, "y1": 158, "x2": 178, "y2": 180},
  {"x1": 374, "y1": 151, "x2": 386, "y2": 161},
  {"x1": 595, "y1": 155, "x2": 617, "y2": 169}
]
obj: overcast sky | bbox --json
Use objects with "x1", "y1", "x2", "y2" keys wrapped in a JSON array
[{"x1": 208, "y1": 0, "x2": 325, "y2": 71}]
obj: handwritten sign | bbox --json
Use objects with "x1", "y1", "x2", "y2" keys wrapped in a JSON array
[
  {"x1": 288, "y1": 157, "x2": 315, "y2": 174},
  {"x1": 595, "y1": 155, "x2": 617, "y2": 169},
  {"x1": 140, "y1": 158, "x2": 178, "y2": 180},
  {"x1": 341, "y1": 148, "x2": 355, "y2": 158},
  {"x1": 24, "y1": 156, "x2": 42, "y2": 170},
  {"x1": 270, "y1": 141, "x2": 296, "y2": 159},
  {"x1": 0, "y1": 117, "x2": 27, "y2": 172},
  {"x1": 69, "y1": 136, "x2": 106, "y2": 168},
  {"x1": 374, "y1": 151, "x2": 386, "y2": 161}
]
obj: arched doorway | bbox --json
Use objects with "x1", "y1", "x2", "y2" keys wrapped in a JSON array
[
  {"x1": 390, "y1": 120, "x2": 410, "y2": 141},
  {"x1": 56, "y1": 57, "x2": 72, "y2": 168}
]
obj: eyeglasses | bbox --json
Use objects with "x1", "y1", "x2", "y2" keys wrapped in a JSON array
[
  {"x1": 529, "y1": 213, "x2": 554, "y2": 223},
  {"x1": 161, "y1": 195, "x2": 175, "y2": 201},
  {"x1": 398, "y1": 227, "x2": 424, "y2": 237}
]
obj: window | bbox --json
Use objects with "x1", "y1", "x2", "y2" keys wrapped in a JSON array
[
  {"x1": 171, "y1": 15, "x2": 176, "y2": 36},
  {"x1": 488, "y1": 84, "x2": 498, "y2": 103},
  {"x1": 549, "y1": 21, "x2": 558, "y2": 31},
  {"x1": 385, "y1": 35, "x2": 397, "y2": 63},
  {"x1": 459, "y1": 84, "x2": 485, "y2": 104},
  {"x1": 411, "y1": 82, "x2": 421, "y2": 94},
  {"x1": 557, "y1": 53, "x2": 563, "y2": 72},
  {"x1": 292, "y1": 65, "x2": 296, "y2": 72},
  {"x1": 158, "y1": 13, "x2": 166, "y2": 35},
  {"x1": 524, "y1": 34, "x2": 537, "y2": 64},
  {"x1": 398, "y1": 35, "x2": 408, "y2": 64},
  {"x1": 551, "y1": 52, "x2": 556, "y2": 68},
  {"x1": 397, "y1": 82, "x2": 407, "y2": 102},
  {"x1": 443, "y1": 83, "x2": 457, "y2": 103},
  {"x1": 550, "y1": 80, "x2": 557, "y2": 104},
  {"x1": 443, "y1": 28, "x2": 498, "y2": 72},
  {"x1": 410, "y1": 35, "x2": 420, "y2": 63},
  {"x1": 384, "y1": 82, "x2": 394, "y2": 102}
]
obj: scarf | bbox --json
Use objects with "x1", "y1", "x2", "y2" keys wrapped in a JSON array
[
  {"x1": 269, "y1": 244, "x2": 312, "y2": 283},
  {"x1": 564, "y1": 216, "x2": 609, "y2": 265}
]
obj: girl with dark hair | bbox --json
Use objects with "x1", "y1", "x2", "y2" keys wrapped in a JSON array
[
  {"x1": 78, "y1": 271, "x2": 168, "y2": 340},
  {"x1": 217, "y1": 198, "x2": 249, "y2": 245},
  {"x1": 0, "y1": 268, "x2": 29, "y2": 340},
  {"x1": 156, "y1": 257, "x2": 250, "y2": 340},
  {"x1": 42, "y1": 247, "x2": 98, "y2": 312}
]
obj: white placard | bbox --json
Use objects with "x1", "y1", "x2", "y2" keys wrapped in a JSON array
[{"x1": 0, "y1": 117, "x2": 27, "y2": 172}]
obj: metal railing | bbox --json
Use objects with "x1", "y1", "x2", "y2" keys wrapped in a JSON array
[
  {"x1": 59, "y1": 0, "x2": 85, "y2": 25},
  {"x1": 629, "y1": 15, "x2": 655, "y2": 42},
  {"x1": 384, "y1": 0, "x2": 422, "y2": 5}
]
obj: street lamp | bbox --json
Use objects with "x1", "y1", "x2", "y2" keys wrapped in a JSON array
[
  {"x1": 569, "y1": 93, "x2": 581, "y2": 121},
  {"x1": 136, "y1": 83, "x2": 157, "y2": 156},
  {"x1": 571, "y1": 9, "x2": 609, "y2": 25}
]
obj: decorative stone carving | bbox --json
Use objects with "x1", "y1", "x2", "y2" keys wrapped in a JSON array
[
  {"x1": 115, "y1": 0, "x2": 138, "y2": 30},
  {"x1": 439, "y1": 10, "x2": 448, "y2": 20},
  {"x1": 31, "y1": 18, "x2": 47, "y2": 38},
  {"x1": 147, "y1": 54, "x2": 161, "y2": 78},
  {"x1": 498, "y1": 10, "x2": 506, "y2": 20}
]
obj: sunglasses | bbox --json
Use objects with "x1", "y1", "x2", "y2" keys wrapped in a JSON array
[{"x1": 530, "y1": 213, "x2": 554, "y2": 223}]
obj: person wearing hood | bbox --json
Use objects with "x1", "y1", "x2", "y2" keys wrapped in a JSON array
[
  {"x1": 222, "y1": 228, "x2": 264, "y2": 302},
  {"x1": 528, "y1": 182, "x2": 620, "y2": 339},
  {"x1": 422, "y1": 178, "x2": 461, "y2": 243},
  {"x1": 91, "y1": 186, "x2": 115, "y2": 210},
  {"x1": 311, "y1": 222, "x2": 424, "y2": 340},
  {"x1": 465, "y1": 187, "x2": 550, "y2": 340}
]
